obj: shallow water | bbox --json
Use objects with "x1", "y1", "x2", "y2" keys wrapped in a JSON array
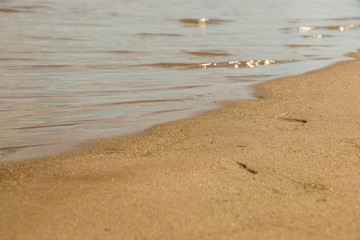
[{"x1": 1, "y1": 0, "x2": 360, "y2": 162}]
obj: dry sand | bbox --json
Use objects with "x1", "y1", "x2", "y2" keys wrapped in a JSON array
[{"x1": 1, "y1": 51, "x2": 360, "y2": 240}]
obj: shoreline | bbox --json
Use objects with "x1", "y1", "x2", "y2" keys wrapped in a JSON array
[
  {"x1": 0, "y1": 55, "x2": 354, "y2": 164},
  {"x1": 1, "y1": 50, "x2": 360, "y2": 239}
]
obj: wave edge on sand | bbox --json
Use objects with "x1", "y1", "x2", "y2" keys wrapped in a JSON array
[{"x1": 1, "y1": 50, "x2": 360, "y2": 239}]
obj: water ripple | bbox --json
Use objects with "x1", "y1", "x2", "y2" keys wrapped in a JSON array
[
  {"x1": 186, "y1": 51, "x2": 230, "y2": 57},
  {"x1": 179, "y1": 18, "x2": 232, "y2": 25},
  {"x1": 138, "y1": 59, "x2": 277, "y2": 70},
  {"x1": 298, "y1": 24, "x2": 360, "y2": 32}
]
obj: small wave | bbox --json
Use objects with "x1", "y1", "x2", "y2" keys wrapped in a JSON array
[
  {"x1": 301, "y1": 35, "x2": 333, "y2": 39},
  {"x1": 286, "y1": 44, "x2": 314, "y2": 48},
  {"x1": 0, "y1": 8, "x2": 20, "y2": 13},
  {"x1": 28, "y1": 64, "x2": 72, "y2": 68},
  {"x1": 139, "y1": 60, "x2": 276, "y2": 70},
  {"x1": 298, "y1": 24, "x2": 360, "y2": 32},
  {"x1": 186, "y1": 51, "x2": 230, "y2": 57},
  {"x1": 23, "y1": 36, "x2": 80, "y2": 41},
  {"x1": 286, "y1": 44, "x2": 333, "y2": 48},
  {"x1": 105, "y1": 98, "x2": 191, "y2": 106},
  {"x1": 14, "y1": 123, "x2": 77, "y2": 130},
  {"x1": 0, "y1": 143, "x2": 54, "y2": 155},
  {"x1": 226, "y1": 75, "x2": 273, "y2": 83},
  {"x1": 200, "y1": 60, "x2": 276, "y2": 69},
  {"x1": 25, "y1": 64, "x2": 92, "y2": 72},
  {"x1": 179, "y1": 18, "x2": 231, "y2": 25},
  {"x1": 135, "y1": 33, "x2": 185, "y2": 37},
  {"x1": 327, "y1": 17, "x2": 360, "y2": 21},
  {"x1": 13, "y1": 5, "x2": 52, "y2": 11},
  {"x1": 168, "y1": 84, "x2": 211, "y2": 90},
  {"x1": 0, "y1": 6, "x2": 47, "y2": 13},
  {"x1": 326, "y1": 24, "x2": 360, "y2": 31},
  {"x1": 138, "y1": 108, "x2": 192, "y2": 118},
  {"x1": 0, "y1": 58, "x2": 32, "y2": 61},
  {"x1": 107, "y1": 50, "x2": 143, "y2": 54}
]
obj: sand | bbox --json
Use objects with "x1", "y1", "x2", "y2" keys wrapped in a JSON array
[{"x1": 1, "y1": 50, "x2": 360, "y2": 240}]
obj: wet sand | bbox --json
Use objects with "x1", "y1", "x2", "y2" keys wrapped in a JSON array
[{"x1": 1, "y1": 50, "x2": 360, "y2": 239}]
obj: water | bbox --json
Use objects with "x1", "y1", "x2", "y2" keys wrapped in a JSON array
[{"x1": 1, "y1": 0, "x2": 359, "y2": 162}]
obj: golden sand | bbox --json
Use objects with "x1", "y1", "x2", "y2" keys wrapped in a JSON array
[{"x1": 1, "y1": 51, "x2": 360, "y2": 239}]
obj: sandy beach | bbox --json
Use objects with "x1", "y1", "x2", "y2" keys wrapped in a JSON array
[{"x1": 1, "y1": 50, "x2": 360, "y2": 239}]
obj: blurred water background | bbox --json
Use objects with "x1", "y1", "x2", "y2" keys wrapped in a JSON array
[{"x1": 1, "y1": 0, "x2": 360, "y2": 162}]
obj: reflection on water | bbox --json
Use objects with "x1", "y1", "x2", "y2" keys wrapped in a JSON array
[
  {"x1": 0, "y1": 0, "x2": 359, "y2": 162},
  {"x1": 179, "y1": 18, "x2": 232, "y2": 25},
  {"x1": 297, "y1": 24, "x2": 360, "y2": 32},
  {"x1": 138, "y1": 59, "x2": 276, "y2": 70}
]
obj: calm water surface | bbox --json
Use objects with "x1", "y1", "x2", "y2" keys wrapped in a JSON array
[{"x1": 1, "y1": 0, "x2": 360, "y2": 162}]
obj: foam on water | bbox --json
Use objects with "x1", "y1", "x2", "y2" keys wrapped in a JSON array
[{"x1": 0, "y1": 0, "x2": 359, "y2": 162}]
